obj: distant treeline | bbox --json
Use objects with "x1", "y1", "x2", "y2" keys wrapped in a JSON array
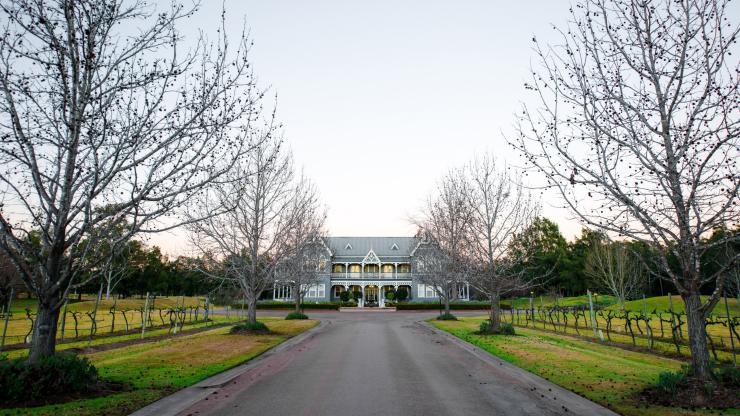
[{"x1": 63, "y1": 217, "x2": 737, "y2": 300}]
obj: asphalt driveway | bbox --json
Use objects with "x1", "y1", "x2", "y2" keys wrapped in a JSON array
[{"x1": 134, "y1": 311, "x2": 617, "y2": 416}]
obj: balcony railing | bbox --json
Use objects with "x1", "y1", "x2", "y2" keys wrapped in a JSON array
[{"x1": 330, "y1": 272, "x2": 412, "y2": 280}]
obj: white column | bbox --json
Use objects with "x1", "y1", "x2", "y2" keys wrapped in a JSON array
[
  {"x1": 345, "y1": 263, "x2": 348, "y2": 279},
  {"x1": 394, "y1": 262, "x2": 398, "y2": 278},
  {"x1": 360, "y1": 285, "x2": 365, "y2": 307}
]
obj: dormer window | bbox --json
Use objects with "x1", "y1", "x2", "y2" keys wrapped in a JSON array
[
  {"x1": 345, "y1": 243, "x2": 352, "y2": 250},
  {"x1": 390, "y1": 243, "x2": 399, "y2": 251}
]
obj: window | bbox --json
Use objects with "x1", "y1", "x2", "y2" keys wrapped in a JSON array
[
  {"x1": 332, "y1": 264, "x2": 344, "y2": 273},
  {"x1": 364, "y1": 264, "x2": 379, "y2": 273},
  {"x1": 382, "y1": 264, "x2": 394, "y2": 273},
  {"x1": 349, "y1": 264, "x2": 361, "y2": 273},
  {"x1": 305, "y1": 284, "x2": 325, "y2": 299},
  {"x1": 418, "y1": 284, "x2": 438, "y2": 298},
  {"x1": 426, "y1": 285, "x2": 437, "y2": 298},
  {"x1": 398, "y1": 264, "x2": 411, "y2": 273}
]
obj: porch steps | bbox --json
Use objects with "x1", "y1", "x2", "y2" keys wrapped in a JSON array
[{"x1": 339, "y1": 307, "x2": 396, "y2": 312}]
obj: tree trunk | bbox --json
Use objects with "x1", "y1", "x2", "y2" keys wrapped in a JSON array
[
  {"x1": 444, "y1": 296, "x2": 450, "y2": 314},
  {"x1": 247, "y1": 297, "x2": 257, "y2": 325},
  {"x1": 28, "y1": 298, "x2": 61, "y2": 363},
  {"x1": 295, "y1": 292, "x2": 301, "y2": 314},
  {"x1": 490, "y1": 293, "x2": 501, "y2": 332},
  {"x1": 683, "y1": 291, "x2": 713, "y2": 380}
]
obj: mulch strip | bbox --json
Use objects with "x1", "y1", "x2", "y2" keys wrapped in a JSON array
[{"x1": 635, "y1": 377, "x2": 740, "y2": 410}]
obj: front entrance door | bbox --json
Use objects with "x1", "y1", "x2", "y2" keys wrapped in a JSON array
[{"x1": 365, "y1": 285, "x2": 378, "y2": 307}]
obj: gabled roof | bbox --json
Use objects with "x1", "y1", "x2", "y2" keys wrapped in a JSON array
[
  {"x1": 362, "y1": 249, "x2": 380, "y2": 264},
  {"x1": 327, "y1": 237, "x2": 416, "y2": 257}
]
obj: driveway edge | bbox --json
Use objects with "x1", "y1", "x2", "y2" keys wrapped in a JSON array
[
  {"x1": 419, "y1": 321, "x2": 619, "y2": 416},
  {"x1": 128, "y1": 320, "x2": 328, "y2": 416}
]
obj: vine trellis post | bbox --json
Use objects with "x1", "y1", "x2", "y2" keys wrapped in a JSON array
[
  {"x1": 141, "y1": 292, "x2": 151, "y2": 339},
  {"x1": 725, "y1": 291, "x2": 736, "y2": 367},
  {"x1": 59, "y1": 297, "x2": 68, "y2": 341},
  {"x1": 587, "y1": 290, "x2": 597, "y2": 337}
]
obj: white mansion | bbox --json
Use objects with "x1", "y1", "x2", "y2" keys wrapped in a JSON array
[{"x1": 272, "y1": 236, "x2": 470, "y2": 307}]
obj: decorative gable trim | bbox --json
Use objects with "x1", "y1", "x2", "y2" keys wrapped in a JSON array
[
  {"x1": 362, "y1": 248, "x2": 380, "y2": 264},
  {"x1": 345, "y1": 243, "x2": 352, "y2": 250},
  {"x1": 390, "y1": 243, "x2": 399, "y2": 251}
]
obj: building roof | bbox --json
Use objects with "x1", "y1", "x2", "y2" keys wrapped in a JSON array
[{"x1": 326, "y1": 237, "x2": 416, "y2": 258}]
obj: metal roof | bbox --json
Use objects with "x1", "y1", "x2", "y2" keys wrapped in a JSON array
[{"x1": 326, "y1": 237, "x2": 416, "y2": 258}]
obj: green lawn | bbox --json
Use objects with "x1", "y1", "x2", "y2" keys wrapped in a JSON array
[
  {"x1": 610, "y1": 295, "x2": 740, "y2": 316},
  {"x1": 432, "y1": 316, "x2": 740, "y2": 416},
  {"x1": 503, "y1": 294, "x2": 619, "y2": 309},
  {"x1": 4, "y1": 318, "x2": 318, "y2": 416},
  {"x1": 502, "y1": 294, "x2": 740, "y2": 316}
]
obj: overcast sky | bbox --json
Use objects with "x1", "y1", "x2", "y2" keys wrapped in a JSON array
[{"x1": 153, "y1": 0, "x2": 583, "y2": 255}]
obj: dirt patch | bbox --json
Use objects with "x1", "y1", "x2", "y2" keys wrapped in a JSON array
[
  {"x1": 0, "y1": 380, "x2": 131, "y2": 409},
  {"x1": 473, "y1": 330, "x2": 518, "y2": 336},
  {"x1": 230, "y1": 328, "x2": 273, "y2": 336},
  {"x1": 635, "y1": 377, "x2": 740, "y2": 410}
]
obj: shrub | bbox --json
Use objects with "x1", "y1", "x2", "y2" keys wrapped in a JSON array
[
  {"x1": 395, "y1": 302, "x2": 491, "y2": 310},
  {"x1": 230, "y1": 321, "x2": 269, "y2": 333},
  {"x1": 285, "y1": 311, "x2": 309, "y2": 320},
  {"x1": 395, "y1": 287, "x2": 408, "y2": 302},
  {"x1": 385, "y1": 291, "x2": 395, "y2": 301},
  {"x1": 339, "y1": 301, "x2": 357, "y2": 307},
  {"x1": 479, "y1": 320, "x2": 493, "y2": 333},
  {"x1": 716, "y1": 365, "x2": 740, "y2": 387},
  {"x1": 500, "y1": 323, "x2": 516, "y2": 335},
  {"x1": 339, "y1": 291, "x2": 350, "y2": 302},
  {"x1": 479, "y1": 320, "x2": 516, "y2": 335},
  {"x1": 436, "y1": 312, "x2": 457, "y2": 320},
  {"x1": 0, "y1": 353, "x2": 98, "y2": 403},
  {"x1": 251, "y1": 301, "x2": 339, "y2": 310},
  {"x1": 656, "y1": 368, "x2": 687, "y2": 395}
]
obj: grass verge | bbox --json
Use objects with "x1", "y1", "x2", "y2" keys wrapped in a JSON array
[
  {"x1": 4, "y1": 318, "x2": 318, "y2": 416},
  {"x1": 431, "y1": 316, "x2": 740, "y2": 416}
]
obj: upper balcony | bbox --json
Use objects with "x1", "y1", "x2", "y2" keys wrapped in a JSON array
[{"x1": 331, "y1": 272, "x2": 412, "y2": 280}]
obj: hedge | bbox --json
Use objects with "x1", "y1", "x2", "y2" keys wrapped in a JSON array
[
  {"x1": 231, "y1": 302, "x2": 340, "y2": 310},
  {"x1": 393, "y1": 301, "x2": 496, "y2": 310}
]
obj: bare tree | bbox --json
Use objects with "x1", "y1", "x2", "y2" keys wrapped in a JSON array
[
  {"x1": 466, "y1": 155, "x2": 541, "y2": 332},
  {"x1": 187, "y1": 131, "x2": 322, "y2": 325},
  {"x1": 585, "y1": 241, "x2": 645, "y2": 311},
  {"x1": 413, "y1": 170, "x2": 475, "y2": 316},
  {"x1": 99, "y1": 239, "x2": 147, "y2": 300},
  {"x1": 0, "y1": 0, "x2": 264, "y2": 362},
  {"x1": 276, "y1": 231, "x2": 329, "y2": 315},
  {"x1": 511, "y1": 0, "x2": 739, "y2": 379},
  {"x1": 272, "y1": 177, "x2": 326, "y2": 315}
]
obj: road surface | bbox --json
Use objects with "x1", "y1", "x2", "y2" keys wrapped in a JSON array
[{"x1": 149, "y1": 311, "x2": 617, "y2": 416}]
